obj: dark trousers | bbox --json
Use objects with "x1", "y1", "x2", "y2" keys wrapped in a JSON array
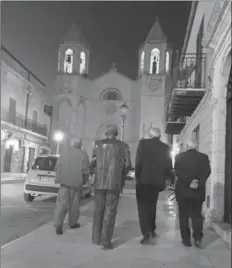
[
  {"x1": 136, "y1": 184, "x2": 159, "y2": 236},
  {"x1": 177, "y1": 198, "x2": 204, "y2": 242},
  {"x1": 92, "y1": 189, "x2": 120, "y2": 246},
  {"x1": 54, "y1": 185, "x2": 81, "y2": 228}
]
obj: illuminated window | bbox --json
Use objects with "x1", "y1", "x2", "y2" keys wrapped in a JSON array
[
  {"x1": 150, "y1": 48, "x2": 160, "y2": 74},
  {"x1": 79, "y1": 52, "x2": 86, "y2": 74},
  {"x1": 101, "y1": 88, "x2": 122, "y2": 101},
  {"x1": 140, "y1": 51, "x2": 145, "y2": 72},
  {"x1": 64, "y1": 49, "x2": 73, "y2": 73},
  {"x1": 165, "y1": 51, "x2": 170, "y2": 72}
]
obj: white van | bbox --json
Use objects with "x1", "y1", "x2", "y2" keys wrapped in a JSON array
[{"x1": 23, "y1": 154, "x2": 92, "y2": 202}]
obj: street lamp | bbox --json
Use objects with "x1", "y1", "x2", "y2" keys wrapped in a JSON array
[
  {"x1": 53, "y1": 130, "x2": 64, "y2": 155},
  {"x1": 119, "y1": 102, "x2": 129, "y2": 141}
]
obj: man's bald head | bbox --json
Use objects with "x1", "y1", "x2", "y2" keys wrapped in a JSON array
[
  {"x1": 150, "y1": 127, "x2": 161, "y2": 139},
  {"x1": 186, "y1": 139, "x2": 198, "y2": 150}
]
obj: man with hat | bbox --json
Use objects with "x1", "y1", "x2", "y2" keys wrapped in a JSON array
[{"x1": 90, "y1": 125, "x2": 131, "y2": 249}]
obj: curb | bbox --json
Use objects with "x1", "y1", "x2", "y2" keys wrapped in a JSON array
[
  {"x1": 1, "y1": 178, "x2": 25, "y2": 184},
  {"x1": 210, "y1": 221, "x2": 231, "y2": 250},
  {"x1": 1, "y1": 198, "x2": 94, "y2": 249}
]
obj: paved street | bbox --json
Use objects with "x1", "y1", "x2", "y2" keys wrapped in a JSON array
[
  {"x1": 1, "y1": 181, "x2": 93, "y2": 246},
  {"x1": 2, "y1": 187, "x2": 230, "y2": 268}
]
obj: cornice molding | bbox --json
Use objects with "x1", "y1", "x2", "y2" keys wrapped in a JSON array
[{"x1": 1, "y1": 60, "x2": 48, "y2": 101}]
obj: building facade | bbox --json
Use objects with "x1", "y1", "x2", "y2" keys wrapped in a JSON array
[
  {"x1": 1, "y1": 46, "x2": 52, "y2": 174},
  {"x1": 52, "y1": 19, "x2": 172, "y2": 163},
  {"x1": 165, "y1": 2, "x2": 231, "y2": 247}
]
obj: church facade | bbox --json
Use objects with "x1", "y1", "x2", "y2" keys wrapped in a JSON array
[{"x1": 52, "y1": 18, "x2": 172, "y2": 163}]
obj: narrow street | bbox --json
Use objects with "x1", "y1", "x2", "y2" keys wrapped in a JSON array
[
  {"x1": 1, "y1": 181, "x2": 93, "y2": 246},
  {"x1": 2, "y1": 185, "x2": 230, "y2": 268}
]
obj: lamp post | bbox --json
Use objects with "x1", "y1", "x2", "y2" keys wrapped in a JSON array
[
  {"x1": 53, "y1": 130, "x2": 64, "y2": 155},
  {"x1": 119, "y1": 102, "x2": 129, "y2": 141}
]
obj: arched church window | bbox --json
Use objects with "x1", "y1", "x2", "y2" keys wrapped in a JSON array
[
  {"x1": 79, "y1": 52, "x2": 86, "y2": 74},
  {"x1": 64, "y1": 48, "x2": 73, "y2": 73},
  {"x1": 101, "y1": 88, "x2": 122, "y2": 101},
  {"x1": 140, "y1": 51, "x2": 145, "y2": 72},
  {"x1": 165, "y1": 51, "x2": 170, "y2": 72},
  {"x1": 150, "y1": 48, "x2": 160, "y2": 74}
]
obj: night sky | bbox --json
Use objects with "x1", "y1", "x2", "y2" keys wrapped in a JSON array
[{"x1": 1, "y1": 1, "x2": 191, "y2": 88}]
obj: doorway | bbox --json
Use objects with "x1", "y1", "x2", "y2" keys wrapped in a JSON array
[
  {"x1": 224, "y1": 65, "x2": 231, "y2": 224},
  {"x1": 4, "y1": 147, "x2": 13, "y2": 172},
  {"x1": 28, "y1": 147, "x2": 35, "y2": 171}
]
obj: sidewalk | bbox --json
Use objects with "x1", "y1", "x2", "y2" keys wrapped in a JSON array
[
  {"x1": 1, "y1": 190, "x2": 230, "y2": 268},
  {"x1": 1, "y1": 173, "x2": 26, "y2": 184}
]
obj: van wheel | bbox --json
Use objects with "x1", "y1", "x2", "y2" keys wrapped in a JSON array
[{"x1": 24, "y1": 193, "x2": 35, "y2": 202}]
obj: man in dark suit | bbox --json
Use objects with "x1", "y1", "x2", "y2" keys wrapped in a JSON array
[
  {"x1": 135, "y1": 127, "x2": 172, "y2": 244},
  {"x1": 90, "y1": 125, "x2": 131, "y2": 249},
  {"x1": 174, "y1": 139, "x2": 211, "y2": 248}
]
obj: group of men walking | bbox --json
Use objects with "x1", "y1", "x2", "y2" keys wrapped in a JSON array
[{"x1": 53, "y1": 125, "x2": 211, "y2": 250}]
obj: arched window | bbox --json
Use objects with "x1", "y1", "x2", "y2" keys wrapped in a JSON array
[
  {"x1": 150, "y1": 48, "x2": 160, "y2": 74},
  {"x1": 64, "y1": 48, "x2": 73, "y2": 73},
  {"x1": 79, "y1": 51, "x2": 86, "y2": 74},
  {"x1": 165, "y1": 51, "x2": 170, "y2": 72},
  {"x1": 140, "y1": 51, "x2": 145, "y2": 72},
  {"x1": 101, "y1": 88, "x2": 122, "y2": 101}
]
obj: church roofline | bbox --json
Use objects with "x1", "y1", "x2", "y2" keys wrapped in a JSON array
[
  {"x1": 92, "y1": 68, "x2": 135, "y2": 83},
  {"x1": 145, "y1": 16, "x2": 166, "y2": 42},
  {"x1": 62, "y1": 23, "x2": 88, "y2": 47}
]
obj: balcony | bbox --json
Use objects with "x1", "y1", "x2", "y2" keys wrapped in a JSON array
[
  {"x1": 1, "y1": 108, "x2": 48, "y2": 137},
  {"x1": 169, "y1": 53, "x2": 207, "y2": 117},
  {"x1": 165, "y1": 115, "x2": 188, "y2": 135}
]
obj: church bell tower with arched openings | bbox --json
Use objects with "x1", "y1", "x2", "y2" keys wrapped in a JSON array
[
  {"x1": 57, "y1": 23, "x2": 90, "y2": 77},
  {"x1": 53, "y1": 23, "x2": 90, "y2": 142},
  {"x1": 138, "y1": 16, "x2": 172, "y2": 142}
]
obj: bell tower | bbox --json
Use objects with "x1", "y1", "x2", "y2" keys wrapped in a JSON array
[
  {"x1": 53, "y1": 23, "x2": 90, "y2": 143},
  {"x1": 138, "y1": 16, "x2": 171, "y2": 77},
  {"x1": 57, "y1": 23, "x2": 90, "y2": 76},
  {"x1": 138, "y1": 16, "x2": 172, "y2": 141}
]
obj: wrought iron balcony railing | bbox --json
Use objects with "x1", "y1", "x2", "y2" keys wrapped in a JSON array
[
  {"x1": 174, "y1": 53, "x2": 206, "y2": 89},
  {"x1": 1, "y1": 108, "x2": 48, "y2": 137},
  {"x1": 166, "y1": 113, "x2": 189, "y2": 124}
]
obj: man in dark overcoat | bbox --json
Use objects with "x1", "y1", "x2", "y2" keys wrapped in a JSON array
[
  {"x1": 174, "y1": 139, "x2": 211, "y2": 248},
  {"x1": 90, "y1": 125, "x2": 131, "y2": 249},
  {"x1": 135, "y1": 127, "x2": 172, "y2": 244}
]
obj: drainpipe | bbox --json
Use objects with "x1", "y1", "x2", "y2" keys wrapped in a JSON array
[
  {"x1": 22, "y1": 86, "x2": 31, "y2": 173},
  {"x1": 24, "y1": 88, "x2": 30, "y2": 129}
]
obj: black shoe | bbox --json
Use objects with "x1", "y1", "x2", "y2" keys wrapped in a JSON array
[
  {"x1": 70, "y1": 223, "x2": 81, "y2": 229},
  {"x1": 181, "y1": 240, "x2": 192, "y2": 247},
  {"x1": 56, "y1": 226, "x2": 63, "y2": 235},
  {"x1": 102, "y1": 243, "x2": 113, "y2": 250},
  {"x1": 151, "y1": 231, "x2": 156, "y2": 238},
  {"x1": 140, "y1": 234, "x2": 151, "y2": 245},
  {"x1": 194, "y1": 239, "x2": 202, "y2": 248},
  {"x1": 93, "y1": 241, "x2": 101, "y2": 245}
]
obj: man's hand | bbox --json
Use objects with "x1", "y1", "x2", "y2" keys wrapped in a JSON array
[{"x1": 190, "y1": 179, "x2": 199, "y2": 189}]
